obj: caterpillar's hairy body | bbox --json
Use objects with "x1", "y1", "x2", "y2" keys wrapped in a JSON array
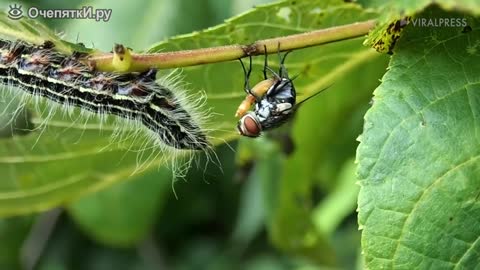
[{"x1": 0, "y1": 39, "x2": 210, "y2": 152}]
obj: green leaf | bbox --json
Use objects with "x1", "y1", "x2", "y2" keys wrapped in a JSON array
[
  {"x1": 0, "y1": 11, "x2": 171, "y2": 217},
  {"x1": 0, "y1": 0, "x2": 379, "y2": 217},
  {"x1": 0, "y1": 118, "x2": 165, "y2": 216},
  {"x1": 357, "y1": 6, "x2": 480, "y2": 269}
]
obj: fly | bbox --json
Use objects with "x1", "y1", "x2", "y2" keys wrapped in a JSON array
[{"x1": 236, "y1": 46, "x2": 296, "y2": 137}]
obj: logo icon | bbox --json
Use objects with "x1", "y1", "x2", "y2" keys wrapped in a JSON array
[{"x1": 7, "y1": 4, "x2": 23, "y2": 20}]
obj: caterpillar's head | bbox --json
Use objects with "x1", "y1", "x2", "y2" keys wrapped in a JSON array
[{"x1": 237, "y1": 112, "x2": 262, "y2": 137}]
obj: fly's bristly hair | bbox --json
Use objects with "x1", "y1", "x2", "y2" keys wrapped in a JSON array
[{"x1": 0, "y1": 38, "x2": 213, "y2": 175}]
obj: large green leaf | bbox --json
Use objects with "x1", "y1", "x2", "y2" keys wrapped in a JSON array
[
  {"x1": 357, "y1": 6, "x2": 480, "y2": 269},
  {"x1": 0, "y1": 0, "x2": 380, "y2": 217}
]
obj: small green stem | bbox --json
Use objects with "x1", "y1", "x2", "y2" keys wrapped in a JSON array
[{"x1": 89, "y1": 20, "x2": 376, "y2": 72}]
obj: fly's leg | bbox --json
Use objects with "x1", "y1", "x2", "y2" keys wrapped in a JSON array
[
  {"x1": 239, "y1": 56, "x2": 257, "y2": 98},
  {"x1": 278, "y1": 42, "x2": 292, "y2": 78},
  {"x1": 262, "y1": 44, "x2": 281, "y2": 80},
  {"x1": 263, "y1": 45, "x2": 268, "y2": 80}
]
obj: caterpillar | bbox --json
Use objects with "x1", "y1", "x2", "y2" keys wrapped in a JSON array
[{"x1": 0, "y1": 38, "x2": 210, "y2": 152}]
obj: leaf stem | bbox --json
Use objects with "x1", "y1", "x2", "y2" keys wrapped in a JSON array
[{"x1": 89, "y1": 20, "x2": 376, "y2": 72}]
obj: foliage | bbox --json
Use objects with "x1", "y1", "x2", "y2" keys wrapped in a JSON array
[
  {"x1": 357, "y1": 3, "x2": 480, "y2": 269},
  {"x1": 0, "y1": 0, "x2": 478, "y2": 269}
]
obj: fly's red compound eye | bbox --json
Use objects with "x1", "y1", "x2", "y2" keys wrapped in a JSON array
[{"x1": 237, "y1": 113, "x2": 261, "y2": 137}]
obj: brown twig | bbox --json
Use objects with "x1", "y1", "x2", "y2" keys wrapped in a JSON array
[{"x1": 88, "y1": 20, "x2": 376, "y2": 72}]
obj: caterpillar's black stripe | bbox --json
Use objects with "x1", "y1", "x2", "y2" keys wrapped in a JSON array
[
  {"x1": 1, "y1": 68, "x2": 182, "y2": 144},
  {"x1": 0, "y1": 69, "x2": 181, "y2": 144},
  {"x1": 0, "y1": 39, "x2": 209, "y2": 150}
]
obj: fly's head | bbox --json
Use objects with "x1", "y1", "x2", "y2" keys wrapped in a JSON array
[{"x1": 237, "y1": 112, "x2": 262, "y2": 137}]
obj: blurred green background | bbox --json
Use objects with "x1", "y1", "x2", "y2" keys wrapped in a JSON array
[{"x1": 0, "y1": 0, "x2": 389, "y2": 269}]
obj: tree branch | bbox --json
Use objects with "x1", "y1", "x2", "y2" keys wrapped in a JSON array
[{"x1": 88, "y1": 20, "x2": 376, "y2": 72}]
